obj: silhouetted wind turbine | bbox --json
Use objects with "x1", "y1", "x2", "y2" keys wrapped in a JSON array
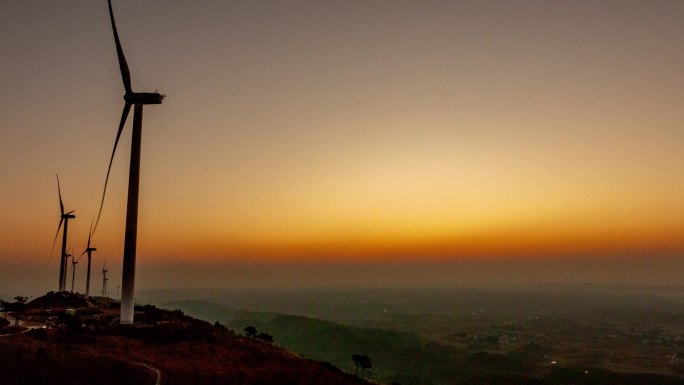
[
  {"x1": 94, "y1": 0, "x2": 164, "y2": 324},
  {"x1": 50, "y1": 175, "x2": 76, "y2": 292},
  {"x1": 79, "y1": 220, "x2": 97, "y2": 297},
  {"x1": 64, "y1": 250, "x2": 72, "y2": 292},
  {"x1": 102, "y1": 258, "x2": 109, "y2": 297},
  {"x1": 70, "y1": 256, "x2": 78, "y2": 293}
]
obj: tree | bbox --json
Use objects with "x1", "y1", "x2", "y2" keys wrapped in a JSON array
[
  {"x1": 352, "y1": 354, "x2": 372, "y2": 377},
  {"x1": 256, "y1": 332, "x2": 274, "y2": 343},
  {"x1": 244, "y1": 325, "x2": 258, "y2": 337},
  {"x1": 2, "y1": 298, "x2": 26, "y2": 314}
]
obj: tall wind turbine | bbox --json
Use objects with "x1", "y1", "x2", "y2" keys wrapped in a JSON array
[
  {"x1": 50, "y1": 175, "x2": 76, "y2": 292},
  {"x1": 95, "y1": 0, "x2": 164, "y2": 324},
  {"x1": 79, "y1": 220, "x2": 97, "y2": 297}
]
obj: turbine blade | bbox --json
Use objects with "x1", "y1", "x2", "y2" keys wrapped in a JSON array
[
  {"x1": 108, "y1": 0, "x2": 132, "y2": 93},
  {"x1": 48, "y1": 217, "x2": 64, "y2": 265},
  {"x1": 56, "y1": 174, "x2": 64, "y2": 215},
  {"x1": 93, "y1": 102, "x2": 131, "y2": 234}
]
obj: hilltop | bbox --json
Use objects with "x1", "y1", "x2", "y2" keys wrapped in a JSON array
[{"x1": 0, "y1": 292, "x2": 372, "y2": 385}]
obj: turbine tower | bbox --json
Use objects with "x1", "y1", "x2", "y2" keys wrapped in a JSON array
[
  {"x1": 95, "y1": 0, "x2": 164, "y2": 324},
  {"x1": 50, "y1": 175, "x2": 76, "y2": 292},
  {"x1": 79, "y1": 220, "x2": 97, "y2": 297}
]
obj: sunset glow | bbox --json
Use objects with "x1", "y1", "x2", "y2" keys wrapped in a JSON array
[{"x1": 2, "y1": 1, "x2": 684, "y2": 293}]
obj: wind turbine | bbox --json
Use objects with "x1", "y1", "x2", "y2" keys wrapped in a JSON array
[
  {"x1": 102, "y1": 259, "x2": 109, "y2": 297},
  {"x1": 65, "y1": 250, "x2": 72, "y2": 290},
  {"x1": 70, "y1": 256, "x2": 78, "y2": 293},
  {"x1": 50, "y1": 175, "x2": 76, "y2": 292},
  {"x1": 79, "y1": 220, "x2": 97, "y2": 297},
  {"x1": 94, "y1": 0, "x2": 164, "y2": 324}
]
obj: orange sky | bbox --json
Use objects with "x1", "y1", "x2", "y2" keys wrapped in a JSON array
[{"x1": 1, "y1": 1, "x2": 684, "y2": 285}]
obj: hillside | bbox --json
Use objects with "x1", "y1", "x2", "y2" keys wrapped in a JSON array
[{"x1": 0, "y1": 293, "x2": 372, "y2": 385}]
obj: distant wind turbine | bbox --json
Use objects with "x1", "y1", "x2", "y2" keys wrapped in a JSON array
[
  {"x1": 65, "y1": 250, "x2": 72, "y2": 292},
  {"x1": 79, "y1": 220, "x2": 97, "y2": 297},
  {"x1": 70, "y1": 255, "x2": 78, "y2": 293},
  {"x1": 102, "y1": 258, "x2": 109, "y2": 297},
  {"x1": 50, "y1": 175, "x2": 75, "y2": 292},
  {"x1": 94, "y1": 0, "x2": 165, "y2": 324}
]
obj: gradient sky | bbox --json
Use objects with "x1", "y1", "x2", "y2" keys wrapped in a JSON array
[{"x1": 1, "y1": 1, "x2": 684, "y2": 292}]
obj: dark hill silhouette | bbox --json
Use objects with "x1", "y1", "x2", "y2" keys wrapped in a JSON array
[
  {"x1": 0, "y1": 335, "x2": 155, "y2": 385},
  {"x1": 26, "y1": 291, "x2": 91, "y2": 310},
  {"x1": 0, "y1": 293, "x2": 371, "y2": 385}
]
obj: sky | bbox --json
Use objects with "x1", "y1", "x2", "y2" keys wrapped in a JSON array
[{"x1": 1, "y1": 1, "x2": 684, "y2": 294}]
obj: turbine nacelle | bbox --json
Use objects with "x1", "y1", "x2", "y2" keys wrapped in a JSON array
[{"x1": 124, "y1": 92, "x2": 164, "y2": 105}]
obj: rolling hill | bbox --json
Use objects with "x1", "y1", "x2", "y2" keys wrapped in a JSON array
[{"x1": 0, "y1": 293, "x2": 371, "y2": 385}]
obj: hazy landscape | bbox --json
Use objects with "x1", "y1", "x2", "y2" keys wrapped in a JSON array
[{"x1": 153, "y1": 285, "x2": 684, "y2": 384}]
